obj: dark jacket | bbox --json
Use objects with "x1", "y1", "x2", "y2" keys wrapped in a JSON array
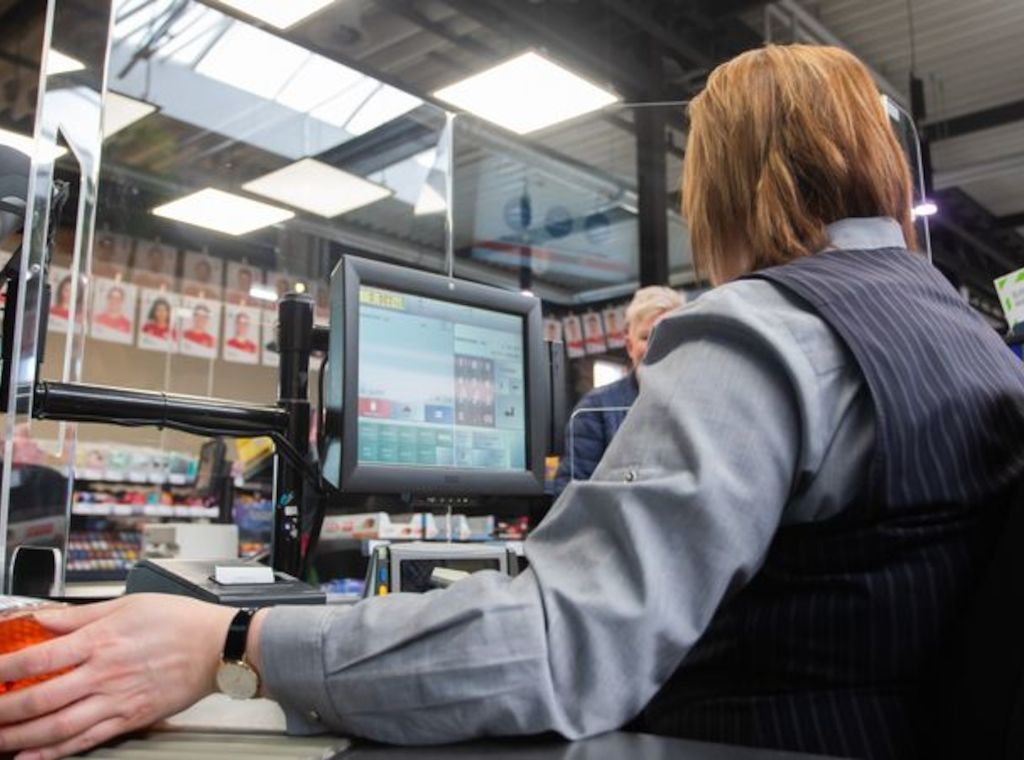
[{"x1": 552, "y1": 373, "x2": 639, "y2": 496}]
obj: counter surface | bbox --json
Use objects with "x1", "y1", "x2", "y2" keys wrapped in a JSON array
[{"x1": 68, "y1": 730, "x2": 847, "y2": 759}]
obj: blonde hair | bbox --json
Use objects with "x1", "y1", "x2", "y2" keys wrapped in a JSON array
[
  {"x1": 683, "y1": 44, "x2": 918, "y2": 284},
  {"x1": 625, "y1": 286, "x2": 685, "y2": 328}
]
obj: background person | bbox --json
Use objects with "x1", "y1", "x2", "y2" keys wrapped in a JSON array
[{"x1": 552, "y1": 286, "x2": 684, "y2": 495}]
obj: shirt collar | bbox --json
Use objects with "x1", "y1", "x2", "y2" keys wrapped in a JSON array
[{"x1": 825, "y1": 217, "x2": 906, "y2": 251}]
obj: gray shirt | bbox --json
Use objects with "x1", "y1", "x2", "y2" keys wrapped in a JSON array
[{"x1": 261, "y1": 217, "x2": 907, "y2": 744}]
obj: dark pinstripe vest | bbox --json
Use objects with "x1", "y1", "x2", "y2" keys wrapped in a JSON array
[{"x1": 635, "y1": 248, "x2": 1024, "y2": 760}]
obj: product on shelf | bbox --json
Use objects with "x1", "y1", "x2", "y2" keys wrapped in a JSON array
[{"x1": 66, "y1": 528, "x2": 142, "y2": 577}]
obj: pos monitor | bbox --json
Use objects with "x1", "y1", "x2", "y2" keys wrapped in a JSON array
[{"x1": 323, "y1": 256, "x2": 547, "y2": 496}]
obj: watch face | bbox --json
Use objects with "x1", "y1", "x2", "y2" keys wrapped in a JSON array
[{"x1": 216, "y1": 660, "x2": 259, "y2": 700}]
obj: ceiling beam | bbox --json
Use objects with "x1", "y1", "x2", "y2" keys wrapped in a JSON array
[
  {"x1": 600, "y1": 0, "x2": 713, "y2": 70},
  {"x1": 933, "y1": 151, "x2": 1024, "y2": 190},
  {"x1": 923, "y1": 98, "x2": 1024, "y2": 142},
  {"x1": 997, "y1": 212, "x2": 1024, "y2": 229}
]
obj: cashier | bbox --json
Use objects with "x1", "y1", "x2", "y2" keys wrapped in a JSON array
[{"x1": 3, "y1": 44, "x2": 1024, "y2": 760}]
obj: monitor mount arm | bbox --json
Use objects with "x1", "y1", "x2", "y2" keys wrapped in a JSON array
[{"x1": 29, "y1": 293, "x2": 325, "y2": 577}]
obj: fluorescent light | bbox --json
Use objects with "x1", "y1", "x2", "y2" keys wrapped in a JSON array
[
  {"x1": 195, "y1": 23, "x2": 310, "y2": 100},
  {"x1": 912, "y1": 201, "x2": 938, "y2": 218},
  {"x1": 47, "y1": 50, "x2": 85, "y2": 76},
  {"x1": 434, "y1": 52, "x2": 619, "y2": 134},
  {"x1": 242, "y1": 158, "x2": 391, "y2": 217},
  {"x1": 214, "y1": 0, "x2": 336, "y2": 29},
  {"x1": 104, "y1": 92, "x2": 157, "y2": 138},
  {"x1": 0, "y1": 127, "x2": 67, "y2": 161},
  {"x1": 249, "y1": 284, "x2": 278, "y2": 302},
  {"x1": 153, "y1": 188, "x2": 294, "y2": 235}
]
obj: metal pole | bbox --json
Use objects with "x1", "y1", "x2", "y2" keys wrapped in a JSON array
[
  {"x1": 274, "y1": 292, "x2": 314, "y2": 576},
  {"x1": 636, "y1": 104, "x2": 670, "y2": 286}
]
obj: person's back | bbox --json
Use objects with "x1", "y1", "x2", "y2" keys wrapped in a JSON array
[{"x1": 631, "y1": 220, "x2": 1024, "y2": 759}]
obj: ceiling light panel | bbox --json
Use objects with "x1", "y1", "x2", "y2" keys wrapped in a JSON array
[
  {"x1": 104, "y1": 92, "x2": 158, "y2": 138},
  {"x1": 0, "y1": 127, "x2": 67, "y2": 161},
  {"x1": 153, "y1": 188, "x2": 294, "y2": 235},
  {"x1": 46, "y1": 50, "x2": 85, "y2": 76},
  {"x1": 434, "y1": 52, "x2": 619, "y2": 135},
  {"x1": 242, "y1": 158, "x2": 392, "y2": 217},
  {"x1": 275, "y1": 55, "x2": 364, "y2": 113},
  {"x1": 195, "y1": 23, "x2": 310, "y2": 100},
  {"x1": 215, "y1": 0, "x2": 337, "y2": 30},
  {"x1": 346, "y1": 86, "x2": 423, "y2": 136}
]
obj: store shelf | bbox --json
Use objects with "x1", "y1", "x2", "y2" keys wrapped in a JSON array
[
  {"x1": 72, "y1": 502, "x2": 219, "y2": 518},
  {"x1": 75, "y1": 470, "x2": 191, "y2": 486}
]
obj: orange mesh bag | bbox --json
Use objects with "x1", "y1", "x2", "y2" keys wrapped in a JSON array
[{"x1": 0, "y1": 597, "x2": 67, "y2": 694}]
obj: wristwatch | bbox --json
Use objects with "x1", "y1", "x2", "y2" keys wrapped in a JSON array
[{"x1": 215, "y1": 608, "x2": 260, "y2": 700}]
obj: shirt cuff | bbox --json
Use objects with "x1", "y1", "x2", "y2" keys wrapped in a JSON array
[{"x1": 260, "y1": 605, "x2": 343, "y2": 734}]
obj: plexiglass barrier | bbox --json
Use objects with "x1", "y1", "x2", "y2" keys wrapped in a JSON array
[
  {"x1": 564, "y1": 405, "x2": 633, "y2": 487},
  {"x1": 2, "y1": 0, "x2": 456, "y2": 588},
  {"x1": 451, "y1": 102, "x2": 693, "y2": 306},
  {"x1": 1, "y1": 0, "x2": 114, "y2": 592},
  {"x1": 0, "y1": 0, "x2": 930, "y2": 590}
]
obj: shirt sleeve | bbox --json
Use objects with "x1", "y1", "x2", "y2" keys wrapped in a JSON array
[{"x1": 259, "y1": 294, "x2": 825, "y2": 745}]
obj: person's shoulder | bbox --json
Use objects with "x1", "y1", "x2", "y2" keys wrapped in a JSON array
[
  {"x1": 577, "y1": 374, "x2": 636, "y2": 409},
  {"x1": 653, "y1": 279, "x2": 852, "y2": 376}
]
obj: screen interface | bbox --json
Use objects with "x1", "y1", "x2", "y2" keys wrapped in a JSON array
[{"x1": 357, "y1": 285, "x2": 527, "y2": 471}]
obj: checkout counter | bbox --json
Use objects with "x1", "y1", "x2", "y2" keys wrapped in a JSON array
[{"x1": 70, "y1": 727, "x2": 845, "y2": 760}]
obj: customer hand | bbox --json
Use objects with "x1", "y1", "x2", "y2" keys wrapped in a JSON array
[{"x1": 0, "y1": 594, "x2": 237, "y2": 759}]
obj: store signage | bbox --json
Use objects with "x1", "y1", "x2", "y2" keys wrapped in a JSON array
[{"x1": 994, "y1": 267, "x2": 1024, "y2": 330}]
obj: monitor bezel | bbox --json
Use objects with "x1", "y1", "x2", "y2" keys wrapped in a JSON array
[{"x1": 330, "y1": 255, "x2": 546, "y2": 496}]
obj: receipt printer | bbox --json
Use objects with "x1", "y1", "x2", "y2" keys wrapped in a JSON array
[
  {"x1": 364, "y1": 541, "x2": 519, "y2": 597},
  {"x1": 126, "y1": 558, "x2": 326, "y2": 607}
]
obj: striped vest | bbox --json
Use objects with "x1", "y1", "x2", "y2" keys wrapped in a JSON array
[{"x1": 634, "y1": 248, "x2": 1024, "y2": 759}]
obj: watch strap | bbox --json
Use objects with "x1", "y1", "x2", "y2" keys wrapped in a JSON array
[{"x1": 223, "y1": 608, "x2": 257, "y2": 662}]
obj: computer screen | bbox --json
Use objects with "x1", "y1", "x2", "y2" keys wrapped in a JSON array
[
  {"x1": 357, "y1": 285, "x2": 527, "y2": 471},
  {"x1": 325, "y1": 256, "x2": 546, "y2": 496}
]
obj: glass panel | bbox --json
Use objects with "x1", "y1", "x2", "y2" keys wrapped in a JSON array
[
  {"x1": 453, "y1": 102, "x2": 690, "y2": 304},
  {"x1": 884, "y1": 95, "x2": 933, "y2": 259},
  {"x1": 6, "y1": 0, "x2": 455, "y2": 588},
  {"x1": 2, "y1": 0, "x2": 114, "y2": 592}
]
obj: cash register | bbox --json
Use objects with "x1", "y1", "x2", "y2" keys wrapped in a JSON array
[{"x1": 126, "y1": 255, "x2": 551, "y2": 604}]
